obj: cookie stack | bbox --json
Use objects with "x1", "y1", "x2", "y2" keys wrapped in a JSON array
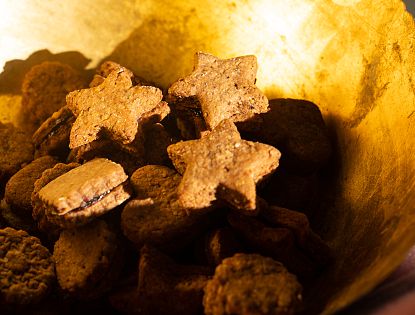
[{"x1": 0, "y1": 52, "x2": 333, "y2": 315}]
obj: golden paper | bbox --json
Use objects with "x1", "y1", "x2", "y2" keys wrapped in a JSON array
[{"x1": 1, "y1": 0, "x2": 415, "y2": 314}]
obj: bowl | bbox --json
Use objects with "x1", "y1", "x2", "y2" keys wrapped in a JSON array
[{"x1": 1, "y1": 0, "x2": 415, "y2": 314}]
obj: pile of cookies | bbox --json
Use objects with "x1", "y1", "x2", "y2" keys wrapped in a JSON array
[{"x1": 0, "y1": 52, "x2": 333, "y2": 315}]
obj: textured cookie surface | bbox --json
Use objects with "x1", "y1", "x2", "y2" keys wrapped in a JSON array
[
  {"x1": 203, "y1": 253, "x2": 302, "y2": 315},
  {"x1": 20, "y1": 61, "x2": 85, "y2": 133},
  {"x1": 67, "y1": 67, "x2": 167, "y2": 148},
  {"x1": 0, "y1": 123, "x2": 33, "y2": 187},
  {"x1": 168, "y1": 52, "x2": 268, "y2": 129},
  {"x1": 5, "y1": 156, "x2": 57, "y2": 217},
  {"x1": 167, "y1": 120, "x2": 280, "y2": 213},
  {"x1": 53, "y1": 220, "x2": 122, "y2": 299},
  {"x1": 121, "y1": 165, "x2": 212, "y2": 252},
  {"x1": 0, "y1": 227, "x2": 55, "y2": 306}
]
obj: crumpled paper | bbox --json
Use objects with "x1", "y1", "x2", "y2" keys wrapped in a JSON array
[{"x1": 1, "y1": 0, "x2": 415, "y2": 314}]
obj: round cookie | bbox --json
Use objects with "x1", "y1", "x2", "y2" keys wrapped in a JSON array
[
  {"x1": 5, "y1": 156, "x2": 58, "y2": 218},
  {"x1": 20, "y1": 61, "x2": 86, "y2": 133},
  {"x1": 203, "y1": 253, "x2": 302, "y2": 315},
  {"x1": 53, "y1": 220, "x2": 124, "y2": 299},
  {"x1": 0, "y1": 227, "x2": 55, "y2": 307},
  {"x1": 0, "y1": 123, "x2": 34, "y2": 195}
]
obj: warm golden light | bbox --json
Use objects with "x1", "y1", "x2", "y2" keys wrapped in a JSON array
[{"x1": 0, "y1": 1, "x2": 415, "y2": 315}]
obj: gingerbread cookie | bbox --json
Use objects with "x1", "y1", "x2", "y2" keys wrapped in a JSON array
[
  {"x1": 203, "y1": 253, "x2": 302, "y2": 315},
  {"x1": 38, "y1": 158, "x2": 130, "y2": 228},
  {"x1": 0, "y1": 227, "x2": 55, "y2": 306},
  {"x1": 20, "y1": 61, "x2": 85, "y2": 133},
  {"x1": 121, "y1": 165, "x2": 213, "y2": 252},
  {"x1": 67, "y1": 67, "x2": 169, "y2": 149},
  {"x1": 167, "y1": 119, "x2": 280, "y2": 213},
  {"x1": 0, "y1": 123, "x2": 33, "y2": 194},
  {"x1": 168, "y1": 52, "x2": 268, "y2": 129},
  {"x1": 53, "y1": 220, "x2": 123, "y2": 299},
  {"x1": 135, "y1": 246, "x2": 211, "y2": 315},
  {"x1": 241, "y1": 98, "x2": 332, "y2": 175},
  {"x1": 32, "y1": 106, "x2": 75, "y2": 160}
]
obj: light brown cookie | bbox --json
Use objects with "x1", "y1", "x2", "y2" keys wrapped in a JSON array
[
  {"x1": 121, "y1": 165, "x2": 213, "y2": 252},
  {"x1": 168, "y1": 52, "x2": 269, "y2": 130},
  {"x1": 38, "y1": 158, "x2": 131, "y2": 228},
  {"x1": 167, "y1": 119, "x2": 280, "y2": 213},
  {"x1": 53, "y1": 220, "x2": 123, "y2": 299},
  {"x1": 67, "y1": 66, "x2": 169, "y2": 149},
  {"x1": 0, "y1": 227, "x2": 55, "y2": 307},
  {"x1": 20, "y1": 61, "x2": 85, "y2": 133},
  {"x1": 203, "y1": 253, "x2": 302, "y2": 315}
]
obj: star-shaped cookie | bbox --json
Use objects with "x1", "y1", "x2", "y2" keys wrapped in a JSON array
[
  {"x1": 168, "y1": 52, "x2": 269, "y2": 130},
  {"x1": 167, "y1": 120, "x2": 280, "y2": 213},
  {"x1": 67, "y1": 67, "x2": 168, "y2": 149}
]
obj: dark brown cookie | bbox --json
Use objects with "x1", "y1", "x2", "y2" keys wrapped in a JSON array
[
  {"x1": 53, "y1": 220, "x2": 123, "y2": 299},
  {"x1": 67, "y1": 139, "x2": 146, "y2": 176},
  {"x1": 167, "y1": 119, "x2": 280, "y2": 213},
  {"x1": 32, "y1": 106, "x2": 75, "y2": 160},
  {"x1": 134, "y1": 246, "x2": 211, "y2": 315},
  {"x1": 38, "y1": 158, "x2": 131, "y2": 228},
  {"x1": 20, "y1": 61, "x2": 85, "y2": 133},
  {"x1": 31, "y1": 162, "x2": 80, "y2": 238},
  {"x1": 203, "y1": 253, "x2": 302, "y2": 315},
  {"x1": 67, "y1": 67, "x2": 169, "y2": 149},
  {"x1": 4, "y1": 156, "x2": 58, "y2": 219},
  {"x1": 0, "y1": 227, "x2": 55, "y2": 306},
  {"x1": 240, "y1": 98, "x2": 332, "y2": 175},
  {"x1": 227, "y1": 212, "x2": 317, "y2": 277},
  {"x1": 0, "y1": 123, "x2": 34, "y2": 194},
  {"x1": 170, "y1": 97, "x2": 208, "y2": 140},
  {"x1": 201, "y1": 227, "x2": 244, "y2": 267},
  {"x1": 143, "y1": 123, "x2": 176, "y2": 166},
  {"x1": 121, "y1": 165, "x2": 214, "y2": 252},
  {"x1": 168, "y1": 52, "x2": 269, "y2": 130},
  {"x1": 260, "y1": 206, "x2": 332, "y2": 267},
  {"x1": 259, "y1": 168, "x2": 318, "y2": 214},
  {"x1": 0, "y1": 199, "x2": 37, "y2": 233}
]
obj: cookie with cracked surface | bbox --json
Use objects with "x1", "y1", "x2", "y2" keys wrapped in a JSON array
[
  {"x1": 168, "y1": 52, "x2": 268, "y2": 130},
  {"x1": 0, "y1": 227, "x2": 55, "y2": 307},
  {"x1": 53, "y1": 220, "x2": 124, "y2": 299},
  {"x1": 0, "y1": 123, "x2": 34, "y2": 194},
  {"x1": 134, "y1": 246, "x2": 211, "y2": 315},
  {"x1": 121, "y1": 165, "x2": 213, "y2": 252},
  {"x1": 203, "y1": 253, "x2": 302, "y2": 315},
  {"x1": 32, "y1": 106, "x2": 75, "y2": 160},
  {"x1": 31, "y1": 162, "x2": 80, "y2": 238},
  {"x1": 38, "y1": 158, "x2": 131, "y2": 228},
  {"x1": 167, "y1": 119, "x2": 280, "y2": 213},
  {"x1": 20, "y1": 61, "x2": 85, "y2": 133},
  {"x1": 67, "y1": 66, "x2": 169, "y2": 149}
]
